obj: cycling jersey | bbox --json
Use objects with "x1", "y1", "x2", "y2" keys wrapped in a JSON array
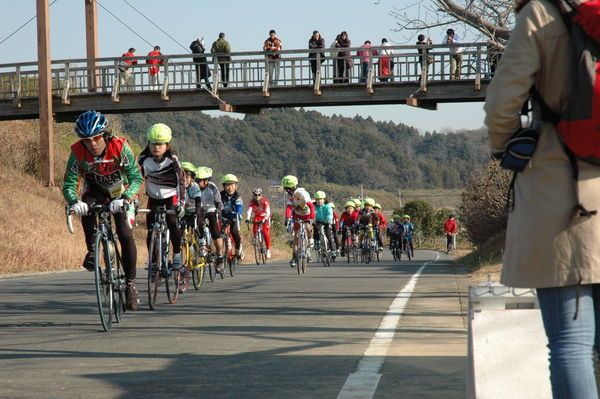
[
  {"x1": 184, "y1": 181, "x2": 202, "y2": 215},
  {"x1": 376, "y1": 213, "x2": 387, "y2": 230},
  {"x1": 221, "y1": 190, "x2": 243, "y2": 221},
  {"x1": 357, "y1": 210, "x2": 379, "y2": 226},
  {"x1": 339, "y1": 210, "x2": 359, "y2": 228},
  {"x1": 247, "y1": 197, "x2": 271, "y2": 221},
  {"x1": 315, "y1": 202, "x2": 334, "y2": 224},
  {"x1": 285, "y1": 188, "x2": 315, "y2": 219},
  {"x1": 199, "y1": 181, "x2": 223, "y2": 213},
  {"x1": 63, "y1": 136, "x2": 142, "y2": 204},
  {"x1": 387, "y1": 222, "x2": 404, "y2": 236},
  {"x1": 402, "y1": 222, "x2": 415, "y2": 241},
  {"x1": 138, "y1": 152, "x2": 185, "y2": 202}
]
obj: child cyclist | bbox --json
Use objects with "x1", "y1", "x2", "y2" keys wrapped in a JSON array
[
  {"x1": 195, "y1": 166, "x2": 225, "y2": 273},
  {"x1": 402, "y1": 215, "x2": 415, "y2": 257},
  {"x1": 313, "y1": 191, "x2": 337, "y2": 258},
  {"x1": 357, "y1": 198, "x2": 380, "y2": 248},
  {"x1": 220, "y1": 174, "x2": 244, "y2": 261},
  {"x1": 63, "y1": 110, "x2": 143, "y2": 310},
  {"x1": 373, "y1": 203, "x2": 387, "y2": 251},
  {"x1": 339, "y1": 200, "x2": 359, "y2": 256},
  {"x1": 281, "y1": 175, "x2": 315, "y2": 268},
  {"x1": 246, "y1": 188, "x2": 272, "y2": 259},
  {"x1": 386, "y1": 214, "x2": 404, "y2": 251},
  {"x1": 181, "y1": 161, "x2": 203, "y2": 230},
  {"x1": 138, "y1": 123, "x2": 186, "y2": 270}
]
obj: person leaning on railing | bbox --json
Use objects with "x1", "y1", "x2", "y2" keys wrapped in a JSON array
[
  {"x1": 263, "y1": 29, "x2": 282, "y2": 86},
  {"x1": 118, "y1": 47, "x2": 137, "y2": 92},
  {"x1": 308, "y1": 30, "x2": 325, "y2": 83},
  {"x1": 211, "y1": 32, "x2": 232, "y2": 87}
]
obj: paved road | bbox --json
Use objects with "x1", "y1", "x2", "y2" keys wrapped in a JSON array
[{"x1": 0, "y1": 250, "x2": 469, "y2": 399}]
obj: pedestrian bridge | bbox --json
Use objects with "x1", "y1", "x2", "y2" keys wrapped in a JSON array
[{"x1": 0, "y1": 43, "x2": 497, "y2": 121}]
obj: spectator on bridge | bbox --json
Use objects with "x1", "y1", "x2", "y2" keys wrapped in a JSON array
[
  {"x1": 484, "y1": 0, "x2": 600, "y2": 396},
  {"x1": 146, "y1": 46, "x2": 164, "y2": 90},
  {"x1": 486, "y1": 40, "x2": 503, "y2": 78},
  {"x1": 416, "y1": 34, "x2": 433, "y2": 83},
  {"x1": 379, "y1": 38, "x2": 393, "y2": 82},
  {"x1": 118, "y1": 47, "x2": 137, "y2": 92},
  {"x1": 211, "y1": 32, "x2": 232, "y2": 87},
  {"x1": 308, "y1": 30, "x2": 325, "y2": 84},
  {"x1": 263, "y1": 29, "x2": 282, "y2": 86},
  {"x1": 330, "y1": 34, "x2": 341, "y2": 83},
  {"x1": 356, "y1": 40, "x2": 377, "y2": 83},
  {"x1": 190, "y1": 37, "x2": 211, "y2": 90},
  {"x1": 442, "y1": 29, "x2": 463, "y2": 80},
  {"x1": 335, "y1": 31, "x2": 352, "y2": 83}
]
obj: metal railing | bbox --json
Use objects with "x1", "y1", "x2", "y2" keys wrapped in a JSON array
[{"x1": 0, "y1": 43, "x2": 500, "y2": 105}]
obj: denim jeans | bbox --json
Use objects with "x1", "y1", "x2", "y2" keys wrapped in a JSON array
[{"x1": 537, "y1": 284, "x2": 600, "y2": 398}]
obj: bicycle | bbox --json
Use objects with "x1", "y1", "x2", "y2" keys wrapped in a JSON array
[
  {"x1": 289, "y1": 220, "x2": 310, "y2": 274},
  {"x1": 247, "y1": 220, "x2": 267, "y2": 265},
  {"x1": 180, "y1": 215, "x2": 205, "y2": 291},
  {"x1": 314, "y1": 222, "x2": 332, "y2": 267},
  {"x1": 390, "y1": 237, "x2": 402, "y2": 262},
  {"x1": 360, "y1": 225, "x2": 377, "y2": 264},
  {"x1": 66, "y1": 203, "x2": 126, "y2": 332},
  {"x1": 138, "y1": 207, "x2": 180, "y2": 309},
  {"x1": 341, "y1": 225, "x2": 357, "y2": 264},
  {"x1": 401, "y1": 234, "x2": 413, "y2": 261},
  {"x1": 221, "y1": 217, "x2": 238, "y2": 278}
]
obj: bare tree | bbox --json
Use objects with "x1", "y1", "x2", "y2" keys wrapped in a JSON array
[{"x1": 389, "y1": 0, "x2": 513, "y2": 44}]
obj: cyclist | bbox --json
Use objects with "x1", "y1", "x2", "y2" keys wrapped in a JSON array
[
  {"x1": 220, "y1": 174, "x2": 244, "y2": 261},
  {"x1": 401, "y1": 215, "x2": 415, "y2": 257},
  {"x1": 181, "y1": 161, "x2": 203, "y2": 229},
  {"x1": 387, "y1": 214, "x2": 404, "y2": 251},
  {"x1": 63, "y1": 110, "x2": 143, "y2": 310},
  {"x1": 357, "y1": 198, "x2": 380, "y2": 250},
  {"x1": 313, "y1": 191, "x2": 337, "y2": 258},
  {"x1": 330, "y1": 202, "x2": 341, "y2": 254},
  {"x1": 195, "y1": 166, "x2": 225, "y2": 272},
  {"x1": 373, "y1": 203, "x2": 387, "y2": 251},
  {"x1": 282, "y1": 175, "x2": 315, "y2": 268},
  {"x1": 138, "y1": 123, "x2": 186, "y2": 272},
  {"x1": 353, "y1": 198, "x2": 362, "y2": 213},
  {"x1": 339, "y1": 200, "x2": 359, "y2": 257},
  {"x1": 246, "y1": 187, "x2": 272, "y2": 259},
  {"x1": 443, "y1": 214, "x2": 458, "y2": 254}
]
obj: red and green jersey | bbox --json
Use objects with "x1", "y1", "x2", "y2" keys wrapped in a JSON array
[{"x1": 62, "y1": 136, "x2": 142, "y2": 204}]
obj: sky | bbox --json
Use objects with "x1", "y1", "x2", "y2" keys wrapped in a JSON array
[{"x1": 0, "y1": 0, "x2": 487, "y2": 133}]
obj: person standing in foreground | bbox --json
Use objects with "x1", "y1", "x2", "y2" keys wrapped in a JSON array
[
  {"x1": 443, "y1": 214, "x2": 457, "y2": 254},
  {"x1": 63, "y1": 110, "x2": 142, "y2": 310},
  {"x1": 484, "y1": 0, "x2": 600, "y2": 397}
]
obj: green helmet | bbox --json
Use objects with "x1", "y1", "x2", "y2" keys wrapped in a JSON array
[
  {"x1": 196, "y1": 166, "x2": 213, "y2": 179},
  {"x1": 392, "y1": 214, "x2": 401, "y2": 220},
  {"x1": 314, "y1": 190, "x2": 326, "y2": 199},
  {"x1": 403, "y1": 214, "x2": 411, "y2": 219},
  {"x1": 344, "y1": 201, "x2": 355, "y2": 208},
  {"x1": 146, "y1": 123, "x2": 172, "y2": 143},
  {"x1": 181, "y1": 161, "x2": 196, "y2": 174},
  {"x1": 281, "y1": 175, "x2": 298, "y2": 189},
  {"x1": 364, "y1": 197, "x2": 376, "y2": 207},
  {"x1": 353, "y1": 199, "x2": 362, "y2": 207},
  {"x1": 221, "y1": 174, "x2": 238, "y2": 184},
  {"x1": 374, "y1": 203, "x2": 381, "y2": 209}
]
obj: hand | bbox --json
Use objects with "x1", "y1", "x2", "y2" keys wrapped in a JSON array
[
  {"x1": 71, "y1": 200, "x2": 89, "y2": 217},
  {"x1": 176, "y1": 204, "x2": 185, "y2": 218},
  {"x1": 109, "y1": 198, "x2": 128, "y2": 213},
  {"x1": 245, "y1": 219, "x2": 250, "y2": 224}
]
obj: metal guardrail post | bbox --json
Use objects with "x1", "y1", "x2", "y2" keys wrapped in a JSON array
[
  {"x1": 63, "y1": 62, "x2": 71, "y2": 104},
  {"x1": 314, "y1": 52, "x2": 322, "y2": 95},
  {"x1": 111, "y1": 60, "x2": 120, "y2": 103},
  {"x1": 475, "y1": 45, "x2": 482, "y2": 91},
  {"x1": 13, "y1": 66, "x2": 22, "y2": 108},
  {"x1": 366, "y1": 50, "x2": 374, "y2": 94},
  {"x1": 161, "y1": 58, "x2": 170, "y2": 100},
  {"x1": 262, "y1": 54, "x2": 270, "y2": 97}
]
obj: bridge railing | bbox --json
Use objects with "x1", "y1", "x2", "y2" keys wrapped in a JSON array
[{"x1": 0, "y1": 43, "x2": 499, "y2": 104}]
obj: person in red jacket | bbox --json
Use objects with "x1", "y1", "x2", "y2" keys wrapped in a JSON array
[
  {"x1": 146, "y1": 45, "x2": 164, "y2": 90},
  {"x1": 119, "y1": 47, "x2": 138, "y2": 92},
  {"x1": 339, "y1": 200, "x2": 358, "y2": 256},
  {"x1": 444, "y1": 215, "x2": 458, "y2": 254},
  {"x1": 246, "y1": 187, "x2": 272, "y2": 259},
  {"x1": 374, "y1": 203, "x2": 387, "y2": 251}
]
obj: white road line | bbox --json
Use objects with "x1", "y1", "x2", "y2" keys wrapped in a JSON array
[{"x1": 336, "y1": 253, "x2": 440, "y2": 399}]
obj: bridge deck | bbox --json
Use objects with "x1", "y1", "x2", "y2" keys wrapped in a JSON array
[{"x1": 0, "y1": 43, "x2": 496, "y2": 120}]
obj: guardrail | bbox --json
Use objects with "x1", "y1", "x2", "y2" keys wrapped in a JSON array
[{"x1": 0, "y1": 43, "x2": 500, "y2": 106}]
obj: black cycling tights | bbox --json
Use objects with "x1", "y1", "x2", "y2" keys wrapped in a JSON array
[
  {"x1": 81, "y1": 189, "x2": 137, "y2": 282},
  {"x1": 146, "y1": 197, "x2": 182, "y2": 255}
]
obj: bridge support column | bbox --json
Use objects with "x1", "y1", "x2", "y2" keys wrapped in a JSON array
[{"x1": 37, "y1": 0, "x2": 54, "y2": 186}]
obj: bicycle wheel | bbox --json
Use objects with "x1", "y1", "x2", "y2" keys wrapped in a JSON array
[
  {"x1": 207, "y1": 255, "x2": 215, "y2": 282},
  {"x1": 228, "y1": 253, "x2": 236, "y2": 277},
  {"x1": 112, "y1": 246, "x2": 126, "y2": 323},
  {"x1": 253, "y1": 235, "x2": 260, "y2": 265},
  {"x1": 376, "y1": 245, "x2": 382, "y2": 262},
  {"x1": 320, "y1": 230, "x2": 330, "y2": 267},
  {"x1": 147, "y1": 230, "x2": 161, "y2": 310},
  {"x1": 192, "y1": 256, "x2": 205, "y2": 290},
  {"x1": 94, "y1": 234, "x2": 113, "y2": 332},
  {"x1": 259, "y1": 231, "x2": 267, "y2": 264},
  {"x1": 165, "y1": 255, "x2": 180, "y2": 304}
]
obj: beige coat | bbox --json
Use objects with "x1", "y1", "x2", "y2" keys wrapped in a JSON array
[{"x1": 484, "y1": 0, "x2": 600, "y2": 288}]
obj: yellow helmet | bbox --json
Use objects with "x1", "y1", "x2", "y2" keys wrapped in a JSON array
[
  {"x1": 181, "y1": 161, "x2": 196, "y2": 174},
  {"x1": 281, "y1": 175, "x2": 298, "y2": 188},
  {"x1": 146, "y1": 123, "x2": 172, "y2": 143},
  {"x1": 363, "y1": 198, "x2": 376, "y2": 207},
  {"x1": 221, "y1": 174, "x2": 238, "y2": 184},
  {"x1": 196, "y1": 166, "x2": 213, "y2": 179},
  {"x1": 314, "y1": 191, "x2": 326, "y2": 199}
]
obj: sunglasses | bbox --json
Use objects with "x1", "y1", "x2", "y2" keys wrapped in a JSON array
[
  {"x1": 82, "y1": 135, "x2": 103, "y2": 144},
  {"x1": 253, "y1": 194, "x2": 262, "y2": 197},
  {"x1": 149, "y1": 142, "x2": 167, "y2": 146}
]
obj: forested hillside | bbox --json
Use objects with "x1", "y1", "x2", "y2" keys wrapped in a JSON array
[{"x1": 117, "y1": 108, "x2": 490, "y2": 189}]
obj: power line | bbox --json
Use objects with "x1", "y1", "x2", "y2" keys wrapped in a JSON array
[
  {"x1": 0, "y1": 0, "x2": 60, "y2": 47},
  {"x1": 120, "y1": 0, "x2": 190, "y2": 54},
  {"x1": 96, "y1": 0, "x2": 154, "y2": 48}
]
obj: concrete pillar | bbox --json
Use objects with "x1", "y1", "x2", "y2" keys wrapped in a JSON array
[{"x1": 85, "y1": 0, "x2": 99, "y2": 92}]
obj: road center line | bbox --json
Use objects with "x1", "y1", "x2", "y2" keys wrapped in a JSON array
[{"x1": 336, "y1": 253, "x2": 439, "y2": 399}]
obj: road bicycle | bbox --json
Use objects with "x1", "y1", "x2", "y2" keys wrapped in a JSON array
[
  {"x1": 390, "y1": 237, "x2": 402, "y2": 262},
  {"x1": 401, "y1": 235, "x2": 413, "y2": 261},
  {"x1": 138, "y1": 207, "x2": 180, "y2": 309},
  {"x1": 180, "y1": 215, "x2": 205, "y2": 290},
  {"x1": 66, "y1": 203, "x2": 126, "y2": 332},
  {"x1": 247, "y1": 220, "x2": 267, "y2": 265},
  {"x1": 341, "y1": 225, "x2": 358, "y2": 264},
  {"x1": 221, "y1": 217, "x2": 238, "y2": 278},
  {"x1": 288, "y1": 220, "x2": 311, "y2": 274},
  {"x1": 314, "y1": 222, "x2": 332, "y2": 267},
  {"x1": 360, "y1": 225, "x2": 377, "y2": 264}
]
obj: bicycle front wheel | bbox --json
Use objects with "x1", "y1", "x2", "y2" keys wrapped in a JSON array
[
  {"x1": 228, "y1": 254, "x2": 236, "y2": 277},
  {"x1": 165, "y1": 258, "x2": 180, "y2": 304},
  {"x1": 112, "y1": 245, "x2": 126, "y2": 323},
  {"x1": 94, "y1": 234, "x2": 114, "y2": 332},
  {"x1": 147, "y1": 230, "x2": 161, "y2": 310},
  {"x1": 259, "y1": 231, "x2": 267, "y2": 264}
]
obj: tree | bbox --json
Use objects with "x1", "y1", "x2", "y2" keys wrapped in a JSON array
[
  {"x1": 400, "y1": 200, "x2": 436, "y2": 237},
  {"x1": 389, "y1": 0, "x2": 513, "y2": 44}
]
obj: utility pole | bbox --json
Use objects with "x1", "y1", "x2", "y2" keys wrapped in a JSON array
[
  {"x1": 398, "y1": 190, "x2": 402, "y2": 208},
  {"x1": 85, "y1": 0, "x2": 99, "y2": 92},
  {"x1": 37, "y1": 0, "x2": 54, "y2": 186}
]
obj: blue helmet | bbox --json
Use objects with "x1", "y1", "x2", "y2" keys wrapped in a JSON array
[{"x1": 74, "y1": 110, "x2": 108, "y2": 138}]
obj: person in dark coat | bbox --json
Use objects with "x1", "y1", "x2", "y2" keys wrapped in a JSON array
[{"x1": 190, "y1": 37, "x2": 211, "y2": 89}]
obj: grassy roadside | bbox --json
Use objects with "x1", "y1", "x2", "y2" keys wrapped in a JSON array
[{"x1": 455, "y1": 231, "x2": 504, "y2": 284}]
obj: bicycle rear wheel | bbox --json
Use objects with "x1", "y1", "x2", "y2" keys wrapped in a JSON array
[
  {"x1": 192, "y1": 252, "x2": 205, "y2": 290},
  {"x1": 147, "y1": 230, "x2": 161, "y2": 310},
  {"x1": 165, "y1": 258, "x2": 180, "y2": 304},
  {"x1": 228, "y1": 253, "x2": 236, "y2": 277},
  {"x1": 259, "y1": 232, "x2": 267, "y2": 264},
  {"x1": 113, "y1": 246, "x2": 126, "y2": 323},
  {"x1": 94, "y1": 234, "x2": 113, "y2": 332}
]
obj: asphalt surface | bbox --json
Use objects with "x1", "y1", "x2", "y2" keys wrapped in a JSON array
[{"x1": 0, "y1": 250, "x2": 469, "y2": 399}]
